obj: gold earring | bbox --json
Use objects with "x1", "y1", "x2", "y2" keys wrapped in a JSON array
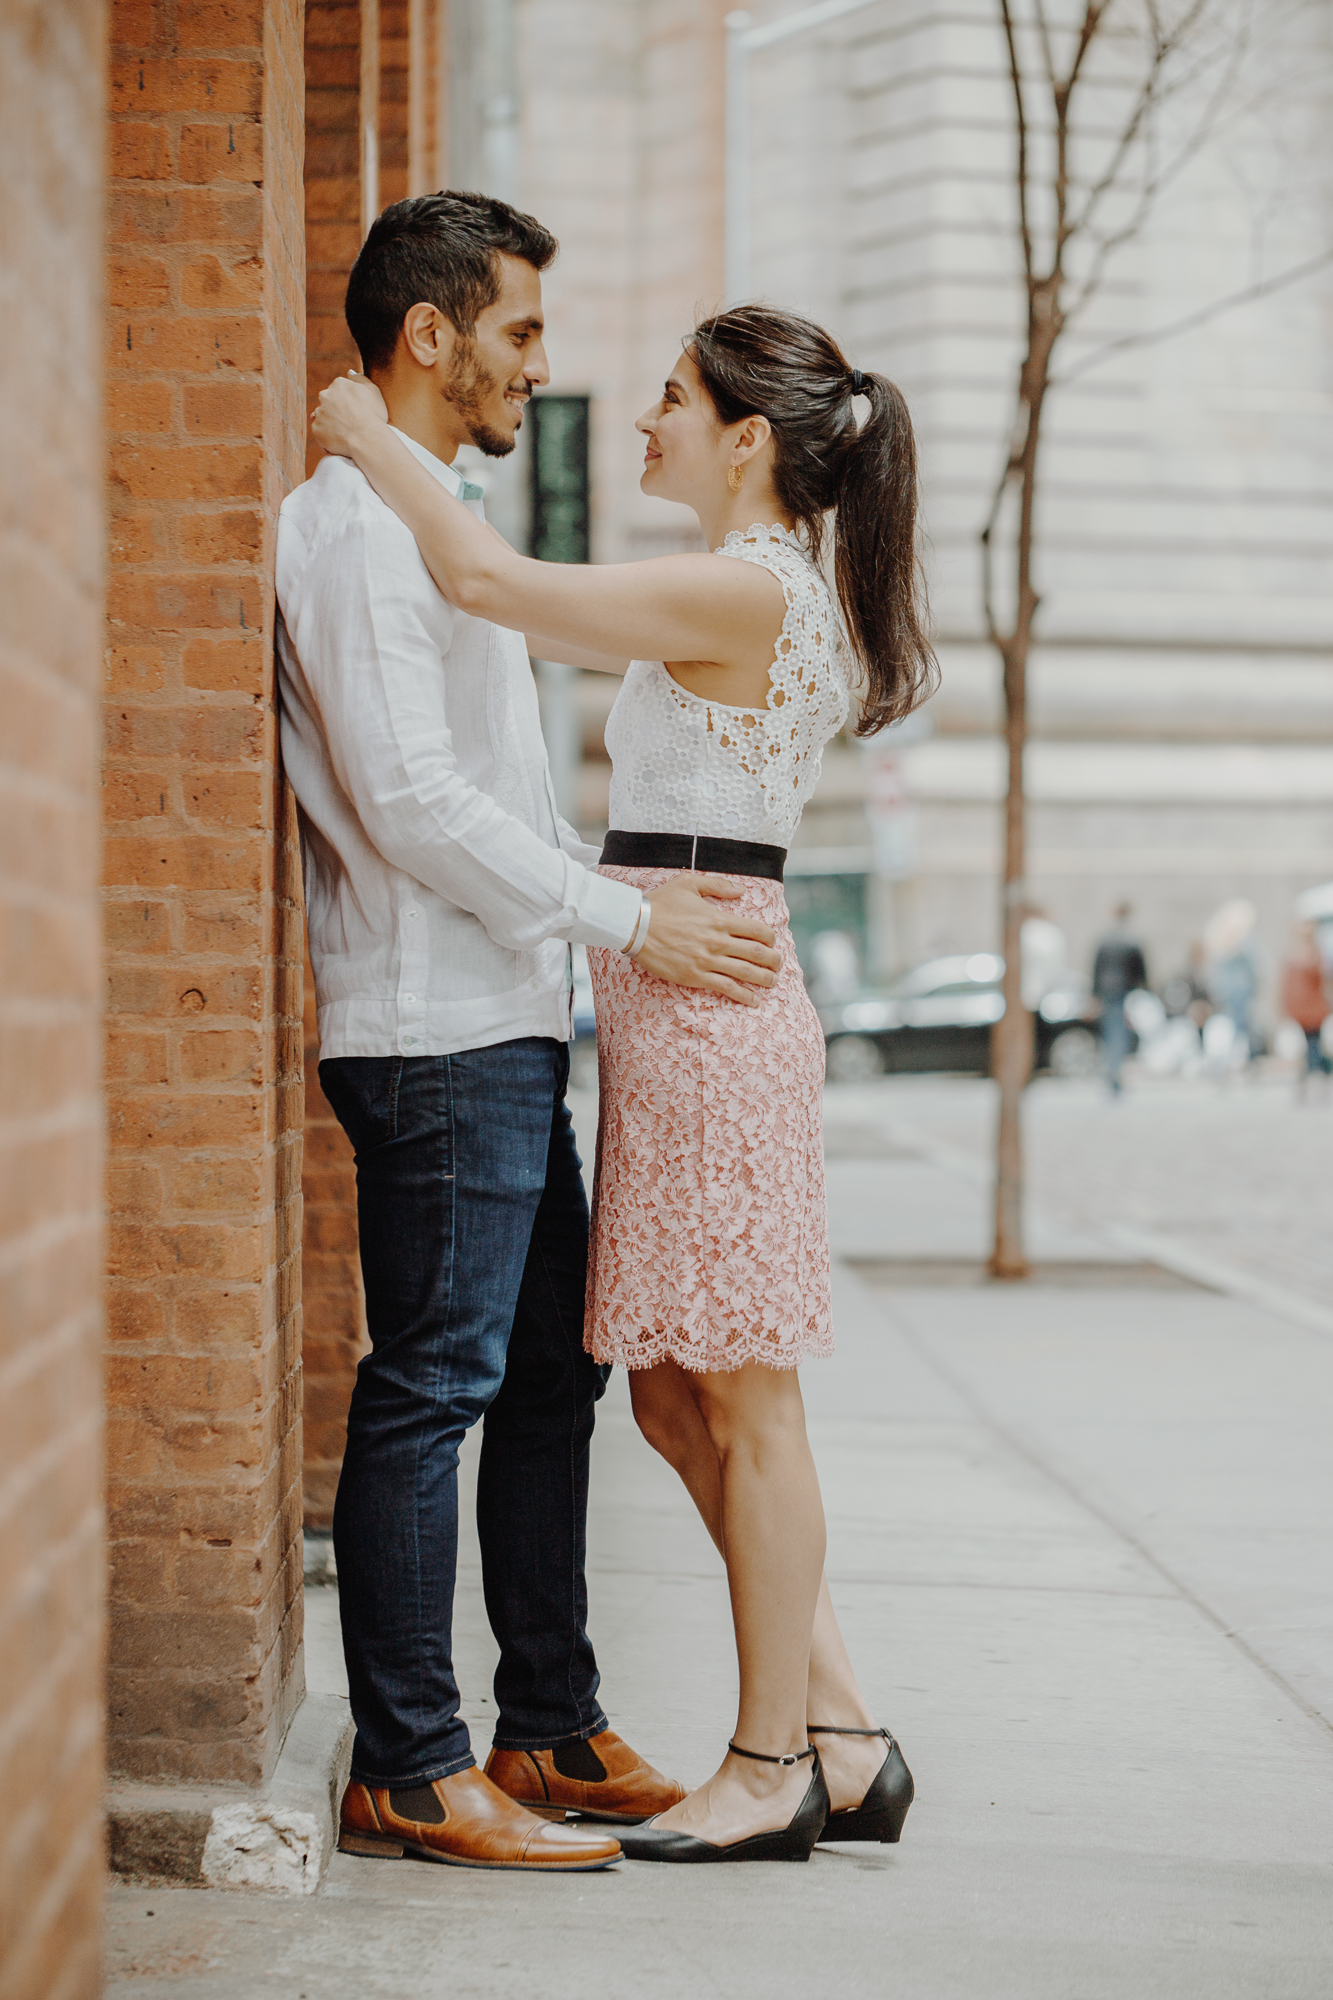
[{"x1": 727, "y1": 464, "x2": 744, "y2": 493}]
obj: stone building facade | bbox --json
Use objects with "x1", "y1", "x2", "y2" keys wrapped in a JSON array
[{"x1": 515, "y1": 0, "x2": 1333, "y2": 989}]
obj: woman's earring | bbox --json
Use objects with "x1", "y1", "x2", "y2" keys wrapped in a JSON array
[{"x1": 727, "y1": 464, "x2": 744, "y2": 493}]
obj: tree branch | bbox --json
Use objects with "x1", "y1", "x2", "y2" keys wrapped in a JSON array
[
  {"x1": 1000, "y1": 0, "x2": 1035, "y2": 283},
  {"x1": 1053, "y1": 246, "x2": 1333, "y2": 383}
]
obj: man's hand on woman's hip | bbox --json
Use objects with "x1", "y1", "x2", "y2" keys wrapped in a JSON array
[{"x1": 631, "y1": 874, "x2": 780, "y2": 1005}]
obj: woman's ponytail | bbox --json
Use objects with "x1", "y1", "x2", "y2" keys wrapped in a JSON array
[
  {"x1": 690, "y1": 306, "x2": 937, "y2": 736},
  {"x1": 834, "y1": 371, "x2": 937, "y2": 734}
]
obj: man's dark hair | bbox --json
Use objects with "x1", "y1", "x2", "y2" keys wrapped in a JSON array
[{"x1": 345, "y1": 190, "x2": 558, "y2": 372}]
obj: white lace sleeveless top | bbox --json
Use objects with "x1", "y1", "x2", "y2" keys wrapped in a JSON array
[{"x1": 604, "y1": 523, "x2": 852, "y2": 849}]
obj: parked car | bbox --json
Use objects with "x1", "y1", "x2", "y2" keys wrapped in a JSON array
[{"x1": 819, "y1": 952, "x2": 1100, "y2": 1082}]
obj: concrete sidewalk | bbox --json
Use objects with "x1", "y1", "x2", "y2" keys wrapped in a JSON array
[{"x1": 108, "y1": 1097, "x2": 1333, "y2": 1998}]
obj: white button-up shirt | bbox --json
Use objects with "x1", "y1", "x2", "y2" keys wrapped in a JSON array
[{"x1": 276, "y1": 433, "x2": 641, "y2": 1059}]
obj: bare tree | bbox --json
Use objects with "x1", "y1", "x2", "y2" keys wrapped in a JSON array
[{"x1": 982, "y1": 0, "x2": 1332, "y2": 1278}]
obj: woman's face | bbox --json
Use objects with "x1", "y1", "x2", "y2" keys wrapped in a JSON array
[{"x1": 636, "y1": 349, "x2": 726, "y2": 507}]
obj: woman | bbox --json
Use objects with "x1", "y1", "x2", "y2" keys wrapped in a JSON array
[
  {"x1": 1281, "y1": 921, "x2": 1331, "y2": 1098},
  {"x1": 312, "y1": 303, "x2": 935, "y2": 1864}
]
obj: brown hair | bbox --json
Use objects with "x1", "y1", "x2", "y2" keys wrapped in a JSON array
[
  {"x1": 689, "y1": 304, "x2": 936, "y2": 734},
  {"x1": 346, "y1": 190, "x2": 558, "y2": 373}
]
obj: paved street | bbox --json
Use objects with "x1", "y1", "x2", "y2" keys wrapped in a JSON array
[
  {"x1": 848, "y1": 1069, "x2": 1333, "y2": 1316},
  {"x1": 108, "y1": 1079, "x2": 1333, "y2": 1998}
]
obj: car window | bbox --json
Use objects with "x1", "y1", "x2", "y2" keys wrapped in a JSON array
[
  {"x1": 889, "y1": 958, "x2": 969, "y2": 997},
  {"x1": 890, "y1": 953, "x2": 1003, "y2": 998}
]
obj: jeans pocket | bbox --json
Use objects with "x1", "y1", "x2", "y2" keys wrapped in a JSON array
[{"x1": 318, "y1": 1056, "x2": 404, "y2": 1156}]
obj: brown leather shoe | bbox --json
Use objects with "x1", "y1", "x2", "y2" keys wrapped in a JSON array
[
  {"x1": 337, "y1": 1765, "x2": 621, "y2": 1870},
  {"x1": 485, "y1": 1728, "x2": 687, "y2": 1825}
]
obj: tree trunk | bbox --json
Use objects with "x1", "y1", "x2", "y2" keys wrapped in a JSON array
[
  {"x1": 989, "y1": 639, "x2": 1033, "y2": 1279},
  {"x1": 988, "y1": 359, "x2": 1050, "y2": 1281}
]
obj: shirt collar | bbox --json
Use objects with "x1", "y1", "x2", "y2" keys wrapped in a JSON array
[{"x1": 390, "y1": 427, "x2": 486, "y2": 510}]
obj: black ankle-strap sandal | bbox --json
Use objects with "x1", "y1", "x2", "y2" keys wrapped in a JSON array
[
  {"x1": 805, "y1": 1725, "x2": 915, "y2": 1845},
  {"x1": 728, "y1": 1740, "x2": 817, "y2": 1768},
  {"x1": 615, "y1": 1742, "x2": 826, "y2": 1865}
]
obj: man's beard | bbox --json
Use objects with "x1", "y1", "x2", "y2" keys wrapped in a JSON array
[{"x1": 446, "y1": 341, "x2": 524, "y2": 458}]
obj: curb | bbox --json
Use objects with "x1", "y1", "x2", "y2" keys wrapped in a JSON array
[{"x1": 108, "y1": 1691, "x2": 354, "y2": 1896}]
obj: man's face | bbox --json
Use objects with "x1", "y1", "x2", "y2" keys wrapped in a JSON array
[{"x1": 445, "y1": 254, "x2": 549, "y2": 457}]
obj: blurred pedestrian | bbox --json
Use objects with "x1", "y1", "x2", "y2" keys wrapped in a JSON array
[
  {"x1": 1092, "y1": 902, "x2": 1148, "y2": 1095},
  {"x1": 1020, "y1": 906, "x2": 1069, "y2": 1012},
  {"x1": 1203, "y1": 898, "x2": 1262, "y2": 1065},
  {"x1": 1280, "y1": 920, "x2": 1331, "y2": 1100},
  {"x1": 1162, "y1": 940, "x2": 1212, "y2": 1029}
]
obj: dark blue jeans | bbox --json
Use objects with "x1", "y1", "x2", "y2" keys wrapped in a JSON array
[{"x1": 320, "y1": 1039, "x2": 610, "y2": 1787}]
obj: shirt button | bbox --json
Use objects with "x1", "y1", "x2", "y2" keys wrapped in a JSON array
[
  {"x1": 405, "y1": 992, "x2": 415, "y2": 1004},
  {"x1": 405, "y1": 910, "x2": 418, "y2": 921}
]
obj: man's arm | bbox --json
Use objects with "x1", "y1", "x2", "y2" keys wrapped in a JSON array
[
  {"x1": 291, "y1": 519, "x2": 640, "y2": 952},
  {"x1": 289, "y1": 516, "x2": 780, "y2": 998}
]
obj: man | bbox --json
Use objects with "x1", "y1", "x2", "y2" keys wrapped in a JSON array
[
  {"x1": 1092, "y1": 901, "x2": 1149, "y2": 1095},
  {"x1": 277, "y1": 191, "x2": 780, "y2": 1871}
]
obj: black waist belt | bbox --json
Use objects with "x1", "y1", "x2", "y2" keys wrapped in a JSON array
[{"x1": 601, "y1": 830, "x2": 786, "y2": 882}]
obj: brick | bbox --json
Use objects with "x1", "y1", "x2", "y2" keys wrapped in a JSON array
[
  {"x1": 169, "y1": 1156, "x2": 265, "y2": 1212},
  {"x1": 109, "y1": 121, "x2": 173, "y2": 180},
  {"x1": 105, "y1": 645, "x2": 167, "y2": 695},
  {"x1": 182, "y1": 381, "x2": 262, "y2": 437},
  {"x1": 178, "y1": 898, "x2": 263, "y2": 956},
  {"x1": 108, "y1": 512, "x2": 163, "y2": 565},
  {"x1": 180, "y1": 634, "x2": 267, "y2": 694},
  {"x1": 182, "y1": 767, "x2": 268, "y2": 829},
  {"x1": 105, "y1": 960, "x2": 263, "y2": 1018},
  {"x1": 105, "y1": 570, "x2": 266, "y2": 636},
  {"x1": 108, "y1": 59, "x2": 262, "y2": 117},
  {"x1": 102, "y1": 899, "x2": 171, "y2": 955},
  {"x1": 176, "y1": 508, "x2": 265, "y2": 566},
  {"x1": 105, "y1": 1090, "x2": 266, "y2": 1155},
  {"x1": 104, "y1": 1029, "x2": 171, "y2": 1086},
  {"x1": 108, "y1": 312, "x2": 264, "y2": 376},
  {"x1": 105, "y1": 1290, "x2": 166, "y2": 1346},
  {"x1": 176, "y1": 0, "x2": 267, "y2": 50},
  {"x1": 109, "y1": 443, "x2": 263, "y2": 505},
  {"x1": 106, "y1": 1159, "x2": 165, "y2": 1218},
  {"x1": 106, "y1": 254, "x2": 169, "y2": 312},
  {"x1": 109, "y1": 1221, "x2": 269, "y2": 1282},
  {"x1": 106, "y1": 380, "x2": 175, "y2": 434},
  {"x1": 105, "y1": 701, "x2": 268, "y2": 763},
  {"x1": 108, "y1": 184, "x2": 263, "y2": 248},
  {"x1": 180, "y1": 253, "x2": 264, "y2": 310},
  {"x1": 102, "y1": 833, "x2": 266, "y2": 896},
  {"x1": 179, "y1": 120, "x2": 265, "y2": 184},
  {"x1": 102, "y1": 769, "x2": 171, "y2": 822},
  {"x1": 178, "y1": 1028, "x2": 265, "y2": 1085}
]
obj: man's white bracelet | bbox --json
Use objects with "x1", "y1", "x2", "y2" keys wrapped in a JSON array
[{"x1": 624, "y1": 899, "x2": 652, "y2": 959}]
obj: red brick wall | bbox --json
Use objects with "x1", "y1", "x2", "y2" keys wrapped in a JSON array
[
  {"x1": 0, "y1": 4, "x2": 108, "y2": 1995},
  {"x1": 379, "y1": 0, "x2": 410, "y2": 206},
  {"x1": 300, "y1": 975, "x2": 368, "y2": 1528},
  {"x1": 103, "y1": 0, "x2": 307, "y2": 1785},
  {"x1": 305, "y1": 0, "x2": 378, "y2": 479}
]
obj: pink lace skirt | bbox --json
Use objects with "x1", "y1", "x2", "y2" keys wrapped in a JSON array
[{"x1": 584, "y1": 866, "x2": 834, "y2": 1375}]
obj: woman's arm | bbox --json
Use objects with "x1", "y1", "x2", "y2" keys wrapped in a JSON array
[
  {"x1": 525, "y1": 636, "x2": 629, "y2": 676},
  {"x1": 312, "y1": 375, "x2": 784, "y2": 674}
]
